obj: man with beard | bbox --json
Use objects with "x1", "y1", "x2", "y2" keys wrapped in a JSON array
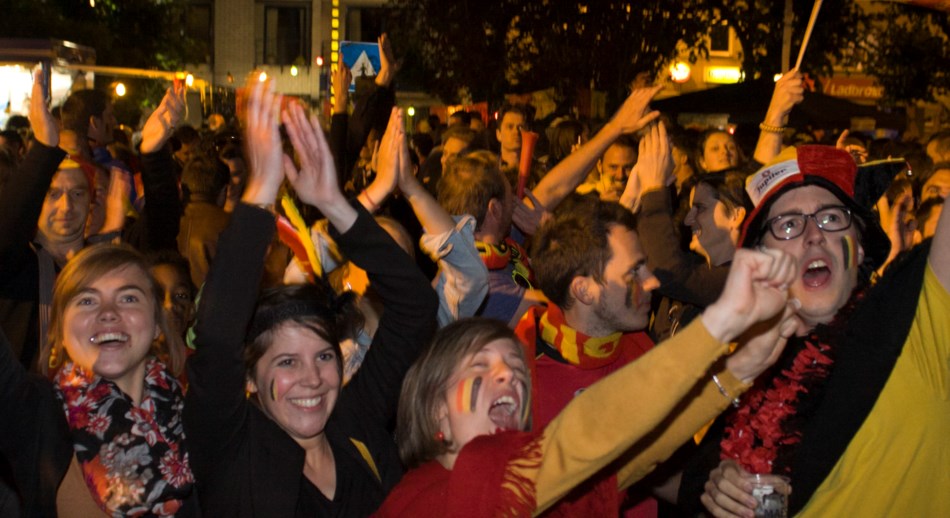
[{"x1": 514, "y1": 198, "x2": 662, "y2": 517}]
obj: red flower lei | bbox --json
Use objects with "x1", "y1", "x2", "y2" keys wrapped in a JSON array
[
  {"x1": 719, "y1": 288, "x2": 865, "y2": 474},
  {"x1": 719, "y1": 339, "x2": 834, "y2": 473}
]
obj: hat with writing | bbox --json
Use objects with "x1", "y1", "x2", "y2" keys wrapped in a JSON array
[{"x1": 739, "y1": 145, "x2": 906, "y2": 270}]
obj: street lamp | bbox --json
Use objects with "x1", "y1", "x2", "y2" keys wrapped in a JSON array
[
  {"x1": 670, "y1": 62, "x2": 691, "y2": 83},
  {"x1": 114, "y1": 82, "x2": 126, "y2": 97}
]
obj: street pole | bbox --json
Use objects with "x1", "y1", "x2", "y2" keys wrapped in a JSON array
[{"x1": 782, "y1": 0, "x2": 793, "y2": 72}]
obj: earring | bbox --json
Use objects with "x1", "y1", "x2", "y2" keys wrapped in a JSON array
[
  {"x1": 434, "y1": 431, "x2": 445, "y2": 443},
  {"x1": 48, "y1": 345, "x2": 58, "y2": 369}
]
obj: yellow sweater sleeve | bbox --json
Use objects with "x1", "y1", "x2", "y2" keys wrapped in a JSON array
[
  {"x1": 525, "y1": 319, "x2": 741, "y2": 515},
  {"x1": 614, "y1": 367, "x2": 746, "y2": 490}
]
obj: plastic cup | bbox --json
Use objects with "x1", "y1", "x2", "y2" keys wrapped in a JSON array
[{"x1": 751, "y1": 474, "x2": 790, "y2": 518}]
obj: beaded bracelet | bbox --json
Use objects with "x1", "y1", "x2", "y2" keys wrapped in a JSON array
[
  {"x1": 712, "y1": 374, "x2": 741, "y2": 408},
  {"x1": 758, "y1": 122, "x2": 786, "y2": 134}
]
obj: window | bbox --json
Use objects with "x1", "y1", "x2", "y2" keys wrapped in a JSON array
[
  {"x1": 185, "y1": 3, "x2": 213, "y2": 64},
  {"x1": 709, "y1": 23, "x2": 733, "y2": 57},
  {"x1": 260, "y1": 4, "x2": 310, "y2": 66}
]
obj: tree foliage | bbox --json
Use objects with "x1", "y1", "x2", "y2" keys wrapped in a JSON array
[
  {"x1": 860, "y1": 3, "x2": 950, "y2": 104},
  {"x1": 387, "y1": 0, "x2": 950, "y2": 108},
  {"x1": 2, "y1": 0, "x2": 204, "y2": 115},
  {"x1": 1, "y1": 0, "x2": 202, "y2": 70}
]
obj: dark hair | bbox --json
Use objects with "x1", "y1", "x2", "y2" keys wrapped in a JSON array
[
  {"x1": 697, "y1": 129, "x2": 742, "y2": 173},
  {"x1": 531, "y1": 199, "x2": 637, "y2": 309},
  {"x1": 549, "y1": 119, "x2": 585, "y2": 164},
  {"x1": 0, "y1": 129, "x2": 24, "y2": 150},
  {"x1": 694, "y1": 170, "x2": 752, "y2": 214},
  {"x1": 182, "y1": 155, "x2": 229, "y2": 199},
  {"x1": 411, "y1": 133, "x2": 435, "y2": 159},
  {"x1": 397, "y1": 318, "x2": 523, "y2": 469},
  {"x1": 437, "y1": 150, "x2": 508, "y2": 228},
  {"x1": 173, "y1": 125, "x2": 202, "y2": 147},
  {"x1": 145, "y1": 249, "x2": 195, "y2": 298},
  {"x1": 4, "y1": 115, "x2": 30, "y2": 132},
  {"x1": 925, "y1": 129, "x2": 950, "y2": 157},
  {"x1": 498, "y1": 104, "x2": 531, "y2": 126},
  {"x1": 448, "y1": 111, "x2": 472, "y2": 126},
  {"x1": 244, "y1": 282, "x2": 363, "y2": 380},
  {"x1": 441, "y1": 125, "x2": 477, "y2": 147},
  {"x1": 60, "y1": 89, "x2": 109, "y2": 137}
]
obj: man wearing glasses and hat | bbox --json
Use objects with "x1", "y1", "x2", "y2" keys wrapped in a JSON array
[{"x1": 679, "y1": 145, "x2": 950, "y2": 516}]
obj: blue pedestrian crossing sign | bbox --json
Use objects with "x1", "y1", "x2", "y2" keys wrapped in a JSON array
[{"x1": 340, "y1": 41, "x2": 380, "y2": 92}]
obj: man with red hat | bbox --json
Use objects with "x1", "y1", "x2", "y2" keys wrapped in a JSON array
[{"x1": 678, "y1": 145, "x2": 950, "y2": 516}]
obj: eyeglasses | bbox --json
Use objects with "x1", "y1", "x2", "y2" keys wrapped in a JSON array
[{"x1": 765, "y1": 206, "x2": 852, "y2": 240}]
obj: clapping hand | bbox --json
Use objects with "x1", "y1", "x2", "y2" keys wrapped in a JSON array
[
  {"x1": 332, "y1": 55, "x2": 352, "y2": 114},
  {"x1": 241, "y1": 78, "x2": 284, "y2": 205},
  {"x1": 30, "y1": 66, "x2": 58, "y2": 147},
  {"x1": 635, "y1": 121, "x2": 674, "y2": 193},
  {"x1": 375, "y1": 33, "x2": 400, "y2": 87},
  {"x1": 606, "y1": 85, "x2": 663, "y2": 136},
  {"x1": 99, "y1": 167, "x2": 133, "y2": 235},
  {"x1": 140, "y1": 82, "x2": 187, "y2": 154},
  {"x1": 282, "y1": 101, "x2": 358, "y2": 231}
]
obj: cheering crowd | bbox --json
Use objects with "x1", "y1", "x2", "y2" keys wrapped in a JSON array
[{"x1": 1, "y1": 32, "x2": 948, "y2": 518}]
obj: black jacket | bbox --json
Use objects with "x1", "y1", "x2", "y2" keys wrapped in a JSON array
[
  {"x1": 184, "y1": 202, "x2": 437, "y2": 517},
  {"x1": 0, "y1": 142, "x2": 66, "y2": 368}
]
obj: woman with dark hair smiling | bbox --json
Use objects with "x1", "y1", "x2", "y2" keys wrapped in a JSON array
[{"x1": 183, "y1": 78, "x2": 437, "y2": 517}]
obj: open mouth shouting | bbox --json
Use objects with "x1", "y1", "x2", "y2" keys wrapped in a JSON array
[
  {"x1": 802, "y1": 258, "x2": 832, "y2": 288},
  {"x1": 488, "y1": 394, "x2": 522, "y2": 432}
]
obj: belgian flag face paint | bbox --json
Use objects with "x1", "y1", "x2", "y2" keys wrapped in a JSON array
[
  {"x1": 455, "y1": 376, "x2": 482, "y2": 414},
  {"x1": 841, "y1": 235, "x2": 857, "y2": 270},
  {"x1": 270, "y1": 378, "x2": 279, "y2": 402}
]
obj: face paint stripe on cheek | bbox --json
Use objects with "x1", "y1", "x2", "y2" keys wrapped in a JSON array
[
  {"x1": 842, "y1": 236, "x2": 857, "y2": 269},
  {"x1": 625, "y1": 280, "x2": 642, "y2": 309},
  {"x1": 270, "y1": 378, "x2": 279, "y2": 402},
  {"x1": 455, "y1": 376, "x2": 482, "y2": 414},
  {"x1": 520, "y1": 387, "x2": 530, "y2": 428},
  {"x1": 469, "y1": 377, "x2": 481, "y2": 413}
]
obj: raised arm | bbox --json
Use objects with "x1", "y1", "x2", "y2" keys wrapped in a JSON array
[
  {"x1": 357, "y1": 107, "x2": 401, "y2": 213},
  {"x1": 329, "y1": 57, "x2": 353, "y2": 186},
  {"x1": 137, "y1": 84, "x2": 188, "y2": 251},
  {"x1": 635, "y1": 122, "x2": 729, "y2": 306},
  {"x1": 282, "y1": 101, "x2": 438, "y2": 423},
  {"x1": 752, "y1": 69, "x2": 804, "y2": 165},
  {"x1": 0, "y1": 70, "x2": 66, "y2": 274},
  {"x1": 391, "y1": 108, "x2": 489, "y2": 324},
  {"x1": 342, "y1": 35, "x2": 398, "y2": 185},
  {"x1": 531, "y1": 247, "x2": 799, "y2": 513},
  {"x1": 530, "y1": 85, "x2": 662, "y2": 211},
  {"x1": 184, "y1": 79, "x2": 284, "y2": 467}
]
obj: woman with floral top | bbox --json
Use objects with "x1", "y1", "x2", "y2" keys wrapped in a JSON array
[{"x1": 0, "y1": 243, "x2": 197, "y2": 517}]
